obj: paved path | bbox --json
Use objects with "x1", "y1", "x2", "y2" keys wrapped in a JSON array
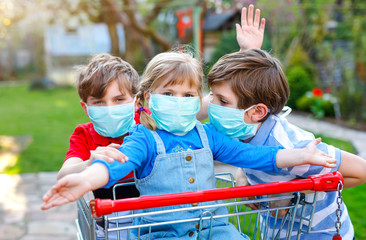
[
  {"x1": 0, "y1": 172, "x2": 77, "y2": 240},
  {"x1": 1, "y1": 113, "x2": 365, "y2": 240},
  {"x1": 286, "y1": 113, "x2": 366, "y2": 158}
]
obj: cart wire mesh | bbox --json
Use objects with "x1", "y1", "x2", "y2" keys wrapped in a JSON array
[{"x1": 76, "y1": 171, "x2": 343, "y2": 240}]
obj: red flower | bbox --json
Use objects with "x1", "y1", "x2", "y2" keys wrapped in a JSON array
[{"x1": 312, "y1": 88, "x2": 323, "y2": 97}]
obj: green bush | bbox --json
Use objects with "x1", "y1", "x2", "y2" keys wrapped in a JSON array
[
  {"x1": 206, "y1": 30, "x2": 239, "y2": 75},
  {"x1": 207, "y1": 30, "x2": 273, "y2": 75},
  {"x1": 322, "y1": 99, "x2": 336, "y2": 116},
  {"x1": 296, "y1": 92, "x2": 335, "y2": 119},
  {"x1": 286, "y1": 66, "x2": 315, "y2": 108},
  {"x1": 296, "y1": 95, "x2": 315, "y2": 111}
]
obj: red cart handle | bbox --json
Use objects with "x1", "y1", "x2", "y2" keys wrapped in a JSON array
[{"x1": 90, "y1": 171, "x2": 343, "y2": 218}]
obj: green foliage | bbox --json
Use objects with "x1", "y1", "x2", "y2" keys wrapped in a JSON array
[
  {"x1": 296, "y1": 95, "x2": 335, "y2": 118},
  {"x1": 343, "y1": 184, "x2": 366, "y2": 240},
  {"x1": 206, "y1": 30, "x2": 239, "y2": 75},
  {"x1": 206, "y1": 29, "x2": 273, "y2": 76},
  {"x1": 286, "y1": 45, "x2": 318, "y2": 110},
  {"x1": 337, "y1": 66, "x2": 366, "y2": 121},
  {"x1": 296, "y1": 95, "x2": 314, "y2": 111},
  {"x1": 310, "y1": 98, "x2": 326, "y2": 119},
  {"x1": 287, "y1": 45, "x2": 317, "y2": 80},
  {"x1": 0, "y1": 84, "x2": 89, "y2": 173},
  {"x1": 286, "y1": 66, "x2": 315, "y2": 108}
]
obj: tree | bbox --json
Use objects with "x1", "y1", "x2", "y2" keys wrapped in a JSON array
[
  {"x1": 43, "y1": 0, "x2": 206, "y2": 69},
  {"x1": 0, "y1": 0, "x2": 46, "y2": 80}
]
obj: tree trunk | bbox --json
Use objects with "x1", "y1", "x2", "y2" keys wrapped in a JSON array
[
  {"x1": 101, "y1": 0, "x2": 121, "y2": 57},
  {"x1": 107, "y1": 23, "x2": 121, "y2": 57}
]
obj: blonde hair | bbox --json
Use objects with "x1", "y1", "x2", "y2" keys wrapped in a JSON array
[
  {"x1": 76, "y1": 53, "x2": 139, "y2": 102},
  {"x1": 136, "y1": 51, "x2": 203, "y2": 130},
  {"x1": 208, "y1": 49, "x2": 289, "y2": 120}
]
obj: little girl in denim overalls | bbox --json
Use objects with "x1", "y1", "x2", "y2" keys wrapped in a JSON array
[
  {"x1": 133, "y1": 122, "x2": 245, "y2": 239},
  {"x1": 96, "y1": 51, "x2": 286, "y2": 240}
]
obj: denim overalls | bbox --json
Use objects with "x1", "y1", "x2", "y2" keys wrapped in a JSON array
[{"x1": 131, "y1": 122, "x2": 248, "y2": 240}]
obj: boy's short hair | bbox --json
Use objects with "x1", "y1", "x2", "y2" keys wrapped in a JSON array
[
  {"x1": 76, "y1": 53, "x2": 139, "y2": 102},
  {"x1": 207, "y1": 49, "x2": 289, "y2": 118}
]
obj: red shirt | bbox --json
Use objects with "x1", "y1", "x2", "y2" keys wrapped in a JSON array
[{"x1": 65, "y1": 110, "x2": 148, "y2": 180}]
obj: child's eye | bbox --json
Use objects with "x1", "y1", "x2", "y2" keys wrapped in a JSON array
[
  {"x1": 184, "y1": 94, "x2": 194, "y2": 97},
  {"x1": 220, "y1": 99, "x2": 228, "y2": 105},
  {"x1": 93, "y1": 101, "x2": 103, "y2": 105},
  {"x1": 116, "y1": 98, "x2": 124, "y2": 102},
  {"x1": 163, "y1": 92, "x2": 172, "y2": 96}
]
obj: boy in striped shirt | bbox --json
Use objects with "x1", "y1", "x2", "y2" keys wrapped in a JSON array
[{"x1": 204, "y1": 49, "x2": 366, "y2": 239}]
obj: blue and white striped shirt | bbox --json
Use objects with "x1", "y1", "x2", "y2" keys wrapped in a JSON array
[{"x1": 242, "y1": 114, "x2": 354, "y2": 239}]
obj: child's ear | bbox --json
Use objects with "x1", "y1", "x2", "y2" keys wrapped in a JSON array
[
  {"x1": 80, "y1": 101, "x2": 89, "y2": 117},
  {"x1": 251, "y1": 104, "x2": 268, "y2": 122},
  {"x1": 134, "y1": 100, "x2": 138, "y2": 112},
  {"x1": 144, "y1": 92, "x2": 150, "y2": 106}
]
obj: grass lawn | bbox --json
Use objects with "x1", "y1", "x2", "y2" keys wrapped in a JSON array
[
  {"x1": 0, "y1": 83, "x2": 365, "y2": 238},
  {"x1": 0, "y1": 83, "x2": 88, "y2": 173}
]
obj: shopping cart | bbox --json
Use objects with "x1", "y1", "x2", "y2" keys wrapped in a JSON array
[{"x1": 76, "y1": 171, "x2": 343, "y2": 240}]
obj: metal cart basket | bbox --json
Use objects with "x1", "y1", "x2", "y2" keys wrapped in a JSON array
[{"x1": 76, "y1": 172, "x2": 343, "y2": 240}]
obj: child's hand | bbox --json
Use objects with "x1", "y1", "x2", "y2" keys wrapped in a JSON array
[
  {"x1": 41, "y1": 174, "x2": 91, "y2": 210},
  {"x1": 303, "y1": 138, "x2": 337, "y2": 168},
  {"x1": 89, "y1": 143, "x2": 128, "y2": 164},
  {"x1": 236, "y1": 4, "x2": 265, "y2": 51}
]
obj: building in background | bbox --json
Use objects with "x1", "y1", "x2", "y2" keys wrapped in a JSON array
[{"x1": 44, "y1": 23, "x2": 125, "y2": 85}]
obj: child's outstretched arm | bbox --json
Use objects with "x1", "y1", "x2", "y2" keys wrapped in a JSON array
[
  {"x1": 276, "y1": 138, "x2": 337, "y2": 169},
  {"x1": 210, "y1": 125, "x2": 336, "y2": 171},
  {"x1": 338, "y1": 151, "x2": 366, "y2": 188},
  {"x1": 57, "y1": 143, "x2": 128, "y2": 180},
  {"x1": 41, "y1": 163, "x2": 109, "y2": 210},
  {"x1": 236, "y1": 4, "x2": 265, "y2": 51}
]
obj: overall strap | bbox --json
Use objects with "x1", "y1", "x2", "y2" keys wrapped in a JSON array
[
  {"x1": 195, "y1": 121, "x2": 210, "y2": 149},
  {"x1": 149, "y1": 130, "x2": 166, "y2": 155}
]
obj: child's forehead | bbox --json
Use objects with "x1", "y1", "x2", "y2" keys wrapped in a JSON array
[
  {"x1": 88, "y1": 78, "x2": 132, "y2": 100},
  {"x1": 154, "y1": 75, "x2": 200, "y2": 89},
  {"x1": 211, "y1": 81, "x2": 235, "y2": 93},
  {"x1": 112, "y1": 78, "x2": 133, "y2": 93}
]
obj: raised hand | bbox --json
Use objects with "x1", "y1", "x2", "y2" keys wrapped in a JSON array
[{"x1": 236, "y1": 4, "x2": 266, "y2": 51}]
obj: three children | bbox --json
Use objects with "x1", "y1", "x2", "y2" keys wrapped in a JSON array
[
  {"x1": 43, "y1": 4, "x2": 363, "y2": 239},
  {"x1": 42, "y1": 50, "x2": 336, "y2": 240}
]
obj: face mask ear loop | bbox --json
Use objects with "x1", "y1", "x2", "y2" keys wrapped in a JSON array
[
  {"x1": 242, "y1": 105, "x2": 257, "y2": 124},
  {"x1": 280, "y1": 106, "x2": 292, "y2": 118},
  {"x1": 244, "y1": 105, "x2": 256, "y2": 113},
  {"x1": 83, "y1": 102, "x2": 90, "y2": 115}
]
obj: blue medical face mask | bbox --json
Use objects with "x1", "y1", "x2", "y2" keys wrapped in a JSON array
[
  {"x1": 148, "y1": 94, "x2": 200, "y2": 134},
  {"x1": 86, "y1": 102, "x2": 136, "y2": 138},
  {"x1": 208, "y1": 102, "x2": 259, "y2": 140}
]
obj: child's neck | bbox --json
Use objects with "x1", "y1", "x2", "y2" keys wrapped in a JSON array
[{"x1": 241, "y1": 136, "x2": 254, "y2": 143}]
